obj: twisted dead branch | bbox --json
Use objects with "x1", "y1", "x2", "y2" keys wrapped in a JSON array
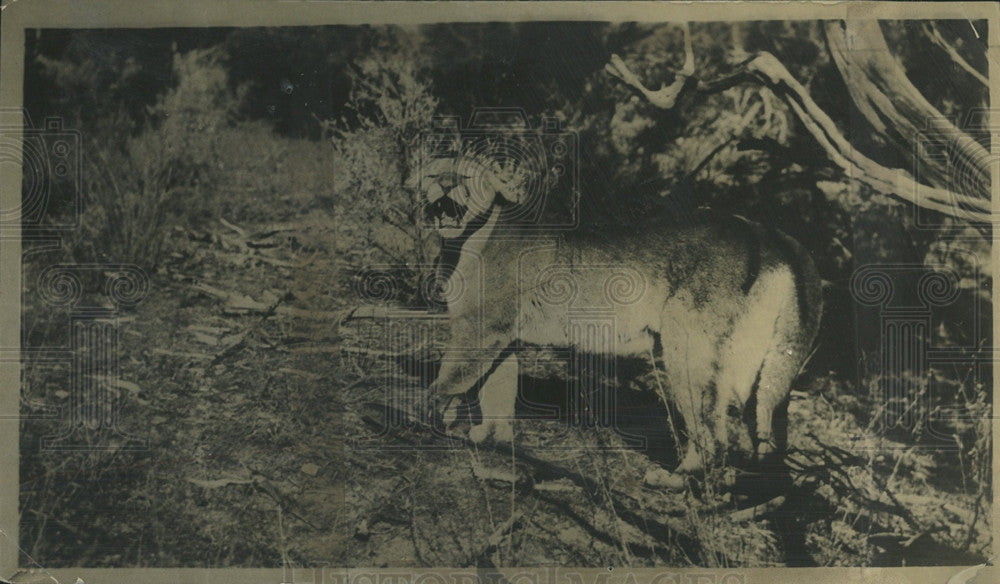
[{"x1": 606, "y1": 22, "x2": 992, "y2": 226}]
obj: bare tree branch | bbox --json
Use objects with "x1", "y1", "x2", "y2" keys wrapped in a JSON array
[
  {"x1": 605, "y1": 23, "x2": 695, "y2": 110},
  {"x1": 606, "y1": 26, "x2": 993, "y2": 226},
  {"x1": 685, "y1": 100, "x2": 764, "y2": 181},
  {"x1": 749, "y1": 52, "x2": 990, "y2": 224},
  {"x1": 824, "y1": 21, "x2": 989, "y2": 200},
  {"x1": 923, "y1": 22, "x2": 988, "y2": 88}
]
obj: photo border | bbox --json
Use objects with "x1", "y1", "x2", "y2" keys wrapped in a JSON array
[{"x1": 1, "y1": 1, "x2": 996, "y2": 582}]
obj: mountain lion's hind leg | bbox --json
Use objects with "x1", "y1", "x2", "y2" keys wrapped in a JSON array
[
  {"x1": 753, "y1": 341, "x2": 802, "y2": 459},
  {"x1": 645, "y1": 331, "x2": 716, "y2": 490}
]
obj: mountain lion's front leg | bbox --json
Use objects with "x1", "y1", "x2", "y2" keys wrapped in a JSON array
[
  {"x1": 468, "y1": 352, "x2": 518, "y2": 443},
  {"x1": 430, "y1": 336, "x2": 509, "y2": 429}
]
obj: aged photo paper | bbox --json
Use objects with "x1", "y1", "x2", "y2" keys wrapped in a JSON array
[{"x1": 0, "y1": 1, "x2": 997, "y2": 583}]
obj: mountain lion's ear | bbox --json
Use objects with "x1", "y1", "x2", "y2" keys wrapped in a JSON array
[{"x1": 496, "y1": 182, "x2": 522, "y2": 204}]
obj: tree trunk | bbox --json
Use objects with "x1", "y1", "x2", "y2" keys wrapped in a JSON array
[{"x1": 823, "y1": 20, "x2": 990, "y2": 205}]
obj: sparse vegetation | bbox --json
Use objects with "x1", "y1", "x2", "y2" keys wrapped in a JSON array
[{"x1": 18, "y1": 21, "x2": 991, "y2": 568}]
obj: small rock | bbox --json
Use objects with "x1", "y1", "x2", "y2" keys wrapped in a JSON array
[{"x1": 355, "y1": 518, "x2": 370, "y2": 541}]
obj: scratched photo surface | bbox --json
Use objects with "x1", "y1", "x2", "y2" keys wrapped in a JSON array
[{"x1": 18, "y1": 20, "x2": 991, "y2": 568}]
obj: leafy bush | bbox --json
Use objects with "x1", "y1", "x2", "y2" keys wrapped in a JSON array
[
  {"x1": 330, "y1": 45, "x2": 440, "y2": 299},
  {"x1": 69, "y1": 48, "x2": 246, "y2": 269}
]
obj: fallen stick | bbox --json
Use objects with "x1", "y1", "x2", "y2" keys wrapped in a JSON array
[
  {"x1": 342, "y1": 305, "x2": 445, "y2": 321},
  {"x1": 728, "y1": 495, "x2": 786, "y2": 522}
]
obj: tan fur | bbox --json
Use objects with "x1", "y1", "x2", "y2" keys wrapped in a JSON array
[{"x1": 431, "y1": 203, "x2": 822, "y2": 486}]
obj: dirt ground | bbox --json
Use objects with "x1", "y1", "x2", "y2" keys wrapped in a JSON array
[{"x1": 19, "y1": 200, "x2": 992, "y2": 568}]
